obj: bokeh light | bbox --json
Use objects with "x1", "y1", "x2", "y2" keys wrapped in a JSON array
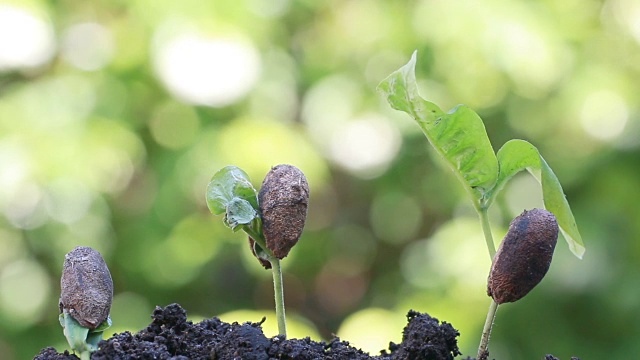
[
  {"x1": 580, "y1": 90, "x2": 629, "y2": 141},
  {"x1": 0, "y1": 259, "x2": 51, "y2": 330},
  {"x1": 61, "y1": 22, "x2": 115, "y2": 71},
  {"x1": 153, "y1": 26, "x2": 261, "y2": 107},
  {"x1": 336, "y1": 308, "x2": 406, "y2": 354},
  {"x1": 0, "y1": 5, "x2": 55, "y2": 71},
  {"x1": 329, "y1": 114, "x2": 402, "y2": 178}
]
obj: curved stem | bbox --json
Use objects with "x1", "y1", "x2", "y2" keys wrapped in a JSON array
[
  {"x1": 269, "y1": 257, "x2": 287, "y2": 338},
  {"x1": 477, "y1": 299, "x2": 498, "y2": 360}
]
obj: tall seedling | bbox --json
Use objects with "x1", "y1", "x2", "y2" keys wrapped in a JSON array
[{"x1": 378, "y1": 52, "x2": 584, "y2": 359}]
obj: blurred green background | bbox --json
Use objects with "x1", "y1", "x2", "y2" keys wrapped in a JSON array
[{"x1": 0, "y1": 0, "x2": 638, "y2": 359}]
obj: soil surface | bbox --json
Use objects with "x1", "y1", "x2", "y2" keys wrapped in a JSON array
[{"x1": 34, "y1": 303, "x2": 576, "y2": 360}]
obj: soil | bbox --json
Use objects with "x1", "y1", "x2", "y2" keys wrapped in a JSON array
[{"x1": 34, "y1": 303, "x2": 577, "y2": 360}]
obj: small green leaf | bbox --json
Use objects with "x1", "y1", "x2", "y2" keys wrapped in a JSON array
[
  {"x1": 206, "y1": 166, "x2": 259, "y2": 215},
  {"x1": 86, "y1": 315, "x2": 111, "y2": 351},
  {"x1": 377, "y1": 51, "x2": 498, "y2": 204},
  {"x1": 491, "y1": 139, "x2": 585, "y2": 259},
  {"x1": 225, "y1": 197, "x2": 258, "y2": 230},
  {"x1": 60, "y1": 310, "x2": 90, "y2": 353}
]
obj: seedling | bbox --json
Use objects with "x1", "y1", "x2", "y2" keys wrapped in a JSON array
[
  {"x1": 206, "y1": 164, "x2": 309, "y2": 338},
  {"x1": 377, "y1": 51, "x2": 583, "y2": 359},
  {"x1": 59, "y1": 246, "x2": 113, "y2": 360}
]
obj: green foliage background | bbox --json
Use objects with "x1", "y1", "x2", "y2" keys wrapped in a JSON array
[{"x1": 1, "y1": 0, "x2": 638, "y2": 359}]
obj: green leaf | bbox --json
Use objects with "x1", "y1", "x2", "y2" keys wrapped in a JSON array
[
  {"x1": 86, "y1": 316, "x2": 112, "y2": 349},
  {"x1": 377, "y1": 51, "x2": 498, "y2": 204},
  {"x1": 60, "y1": 311, "x2": 90, "y2": 353},
  {"x1": 60, "y1": 311, "x2": 111, "y2": 354},
  {"x1": 225, "y1": 197, "x2": 258, "y2": 230},
  {"x1": 92, "y1": 316, "x2": 112, "y2": 332},
  {"x1": 206, "y1": 165, "x2": 259, "y2": 215},
  {"x1": 491, "y1": 139, "x2": 585, "y2": 259}
]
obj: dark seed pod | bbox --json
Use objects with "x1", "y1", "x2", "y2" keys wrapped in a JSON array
[
  {"x1": 59, "y1": 246, "x2": 113, "y2": 329},
  {"x1": 258, "y1": 164, "x2": 309, "y2": 260},
  {"x1": 488, "y1": 208, "x2": 559, "y2": 304}
]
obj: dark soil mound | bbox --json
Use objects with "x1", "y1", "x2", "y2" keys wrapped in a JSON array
[
  {"x1": 34, "y1": 303, "x2": 462, "y2": 360},
  {"x1": 34, "y1": 303, "x2": 577, "y2": 360}
]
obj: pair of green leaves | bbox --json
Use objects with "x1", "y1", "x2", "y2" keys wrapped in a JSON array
[
  {"x1": 206, "y1": 166, "x2": 270, "y2": 263},
  {"x1": 377, "y1": 51, "x2": 584, "y2": 259}
]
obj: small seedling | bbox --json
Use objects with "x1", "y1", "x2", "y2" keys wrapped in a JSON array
[
  {"x1": 59, "y1": 246, "x2": 113, "y2": 360},
  {"x1": 378, "y1": 51, "x2": 583, "y2": 359},
  {"x1": 206, "y1": 164, "x2": 309, "y2": 338}
]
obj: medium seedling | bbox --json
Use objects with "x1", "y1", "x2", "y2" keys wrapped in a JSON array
[
  {"x1": 59, "y1": 246, "x2": 113, "y2": 360},
  {"x1": 378, "y1": 51, "x2": 583, "y2": 359},
  {"x1": 206, "y1": 164, "x2": 309, "y2": 338}
]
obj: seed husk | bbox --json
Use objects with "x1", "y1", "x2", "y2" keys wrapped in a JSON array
[
  {"x1": 249, "y1": 237, "x2": 272, "y2": 269},
  {"x1": 258, "y1": 164, "x2": 309, "y2": 260},
  {"x1": 488, "y1": 208, "x2": 559, "y2": 304},
  {"x1": 59, "y1": 246, "x2": 113, "y2": 329}
]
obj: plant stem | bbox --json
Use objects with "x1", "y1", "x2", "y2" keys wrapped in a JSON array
[
  {"x1": 477, "y1": 299, "x2": 498, "y2": 360},
  {"x1": 476, "y1": 205, "x2": 498, "y2": 359},
  {"x1": 269, "y1": 257, "x2": 287, "y2": 338},
  {"x1": 244, "y1": 219, "x2": 288, "y2": 338},
  {"x1": 80, "y1": 351, "x2": 91, "y2": 360},
  {"x1": 478, "y1": 206, "x2": 496, "y2": 259}
]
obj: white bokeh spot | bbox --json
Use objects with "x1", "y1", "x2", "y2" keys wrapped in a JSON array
[
  {"x1": 580, "y1": 90, "x2": 628, "y2": 141},
  {"x1": 153, "y1": 30, "x2": 261, "y2": 107},
  {"x1": 61, "y1": 22, "x2": 115, "y2": 71},
  {"x1": 329, "y1": 114, "x2": 402, "y2": 178},
  {"x1": 0, "y1": 5, "x2": 55, "y2": 71}
]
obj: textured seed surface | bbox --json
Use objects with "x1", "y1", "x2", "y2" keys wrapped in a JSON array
[
  {"x1": 259, "y1": 164, "x2": 309, "y2": 259},
  {"x1": 488, "y1": 208, "x2": 559, "y2": 304},
  {"x1": 60, "y1": 246, "x2": 113, "y2": 329}
]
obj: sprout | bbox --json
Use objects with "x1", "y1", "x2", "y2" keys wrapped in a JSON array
[
  {"x1": 59, "y1": 246, "x2": 113, "y2": 360},
  {"x1": 206, "y1": 164, "x2": 309, "y2": 338}
]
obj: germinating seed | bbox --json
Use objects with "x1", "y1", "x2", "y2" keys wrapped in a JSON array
[
  {"x1": 60, "y1": 246, "x2": 113, "y2": 329},
  {"x1": 259, "y1": 164, "x2": 310, "y2": 259},
  {"x1": 487, "y1": 209, "x2": 559, "y2": 304}
]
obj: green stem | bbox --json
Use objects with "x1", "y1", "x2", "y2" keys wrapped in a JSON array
[
  {"x1": 478, "y1": 206, "x2": 496, "y2": 259},
  {"x1": 477, "y1": 299, "x2": 498, "y2": 360},
  {"x1": 80, "y1": 351, "x2": 91, "y2": 360},
  {"x1": 244, "y1": 219, "x2": 288, "y2": 338},
  {"x1": 475, "y1": 205, "x2": 498, "y2": 359},
  {"x1": 269, "y1": 257, "x2": 287, "y2": 338}
]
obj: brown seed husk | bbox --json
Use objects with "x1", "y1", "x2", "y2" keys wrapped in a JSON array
[
  {"x1": 60, "y1": 246, "x2": 113, "y2": 329},
  {"x1": 248, "y1": 237, "x2": 272, "y2": 269},
  {"x1": 258, "y1": 164, "x2": 309, "y2": 260},
  {"x1": 488, "y1": 208, "x2": 559, "y2": 304}
]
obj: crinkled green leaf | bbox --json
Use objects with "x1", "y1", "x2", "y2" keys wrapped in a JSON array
[
  {"x1": 225, "y1": 197, "x2": 258, "y2": 230},
  {"x1": 491, "y1": 139, "x2": 585, "y2": 258},
  {"x1": 377, "y1": 51, "x2": 498, "y2": 204},
  {"x1": 206, "y1": 166, "x2": 259, "y2": 215}
]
